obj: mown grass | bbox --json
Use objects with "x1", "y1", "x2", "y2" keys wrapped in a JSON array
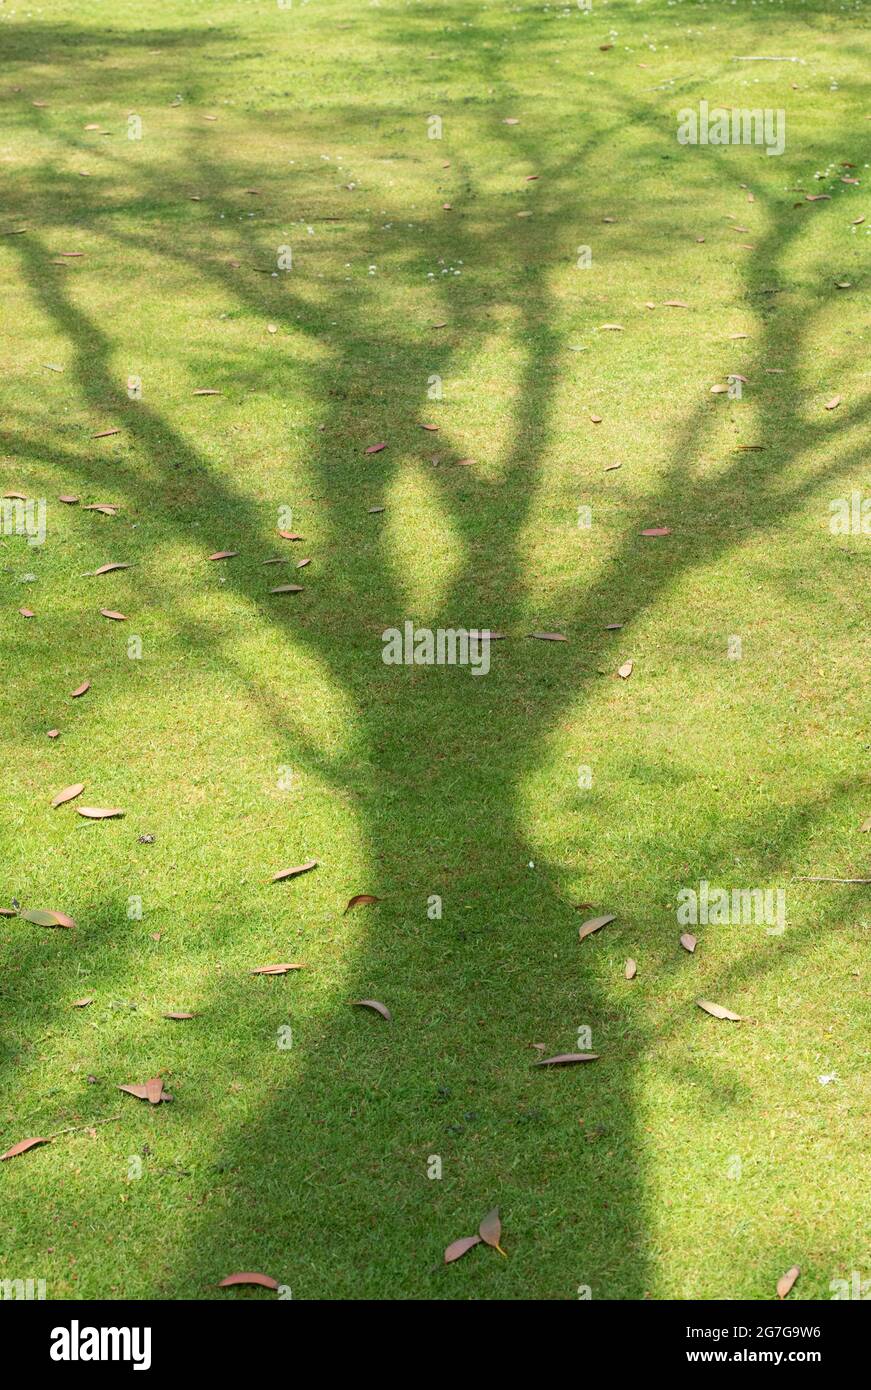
[{"x1": 0, "y1": 0, "x2": 868, "y2": 1300}]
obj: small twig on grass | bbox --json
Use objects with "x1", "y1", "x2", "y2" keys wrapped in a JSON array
[
  {"x1": 48, "y1": 1113, "x2": 122, "y2": 1140},
  {"x1": 797, "y1": 876, "x2": 871, "y2": 885}
]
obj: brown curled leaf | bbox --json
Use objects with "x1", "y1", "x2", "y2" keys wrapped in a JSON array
[
  {"x1": 696, "y1": 998, "x2": 742, "y2": 1021},
  {"x1": 271, "y1": 860, "x2": 318, "y2": 883},
  {"x1": 444, "y1": 1234, "x2": 481, "y2": 1264},
  {"x1": 218, "y1": 1272, "x2": 280, "y2": 1290},
  {"x1": 344, "y1": 893, "x2": 381, "y2": 913},
  {"x1": 534, "y1": 1053, "x2": 600, "y2": 1066},
  {"x1": 351, "y1": 999, "x2": 392, "y2": 1020},
  {"x1": 19, "y1": 908, "x2": 76, "y2": 928},
  {"x1": 578, "y1": 913, "x2": 615, "y2": 942},
  {"x1": 1, "y1": 1136, "x2": 51, "y2": 1161},
  {"x1": 478, "y1": 1207, "x2": 506, "y2": 1256},
  {"x1": 118, "y1": 1081, "x2": 173, "y2": 1104},
  {"x1": 250, "y1": 963, "x2": 307, "y2": 975},
  {"x1": 777, "y1": 1266, "x2": 800, "y2": 1299},
  {"x1": 51, "y1": 783, "x2": 85, "y2": 807}
]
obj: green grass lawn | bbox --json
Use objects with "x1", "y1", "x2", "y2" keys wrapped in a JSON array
[{"x1": 1, "y1": 0, "x2": 868, "y2": 1301}]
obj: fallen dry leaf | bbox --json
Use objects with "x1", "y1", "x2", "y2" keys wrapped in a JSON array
[
  {"x1": 365, "y1": 442, "x2": 386, "y2": 454},
  {"x1": 77, "y1": 807, "x2": 125, "y2": 820},
  {"x1": 92, "y1": 428, "x2": 121, "y2": 439},
  {"x1": 578, "y1": 913, "x2": 615, "y2": 942},
  {"x1": 344, "y1": 894, "x2": 381, "y2": 912},
  {"x1": 617, "y1": 660, "x2": 633, "y2": 679},
  {"x1": 1, "y1": 1137, "x2": 51, "y2": 1161},
  {"x1": 87, "y1": 562, "x2": 130, "y2": 576},
  {"x1": 664, "y1": 299, "x2": 689, "y2": 308},
  {"x1": 208, "y1": 550, "x2": 238, "y2": 561},
  {"x1": 528, "y1": 632, "x2": 567, "y2": 642},
  {"x1": 444, "y1": 1235, "x2": 481, "y2": 1264},
  {"x1": 118, "y1": 1079, "x2": 172, "y2": 1104},
  {"x1": 534, "y1": 1053, "x2": 600, "y2": 1066},
  {"x1": 680, "y1": 932, "x2": 697, "y2": 953},
  {"x1": 250, "y1": 963, "x2": 307, "y2": 975},
  {"x1": 271, "y1": 860, "x2": 318, "y2": 883},
  {"x1": 71, "y1": 997, "x2": 94, "y2": 1008},
  {"x1": 825, "y1": 395, "x2": 842, "y2": 410},
  {"x1": 478, "y1": 1208, "x2": 506, "y2": 1256},
  {"x1": 351, "y1": 999, "x2": 392, "y2": 1020},
  {"x1": 641, "y1": 527, "x2": 671, "y2": 537},
  {"x1": 100, "y1": 610, "x2": 127, "y2": 621},
  {"x1": 625, "y1": 958, "x2": 637, "y2": 980},
  {"x1": 70, "y1": 681, "x2": 90, "y2": 698},
  {"x1": 19, "y1": 908, "x2": 76, "y2": 928},
  {"x1": 19, "y1": 608, "x2": 35, "y2": 618},
  {"x1": 269, "y1": 584, "x2": 303, "y2": 594},
  {"x1": 218, "y1": 1272, "x2": 279, "y2": 1290},
  {"x1": 777, "y1": 1266, "x2": 800, "y2": 1299},
  {"x1": 163, "y1": 1012, "x2": 196, "y2": 1020},
  {"x1": 51, "y1": 784, "x2": 85, "y2": 808},
  {"x1": 696, "y1": 998, "x2": 742, "y2": 1021}
]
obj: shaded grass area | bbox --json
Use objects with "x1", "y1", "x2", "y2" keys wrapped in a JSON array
[{"x1": 0, "y1": 0, "x2": 868, "y2": 1299}]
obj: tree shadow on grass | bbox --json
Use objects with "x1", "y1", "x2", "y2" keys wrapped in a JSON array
[{"x1": 1, "y1": 9, "x2": 868, "y2": 1297}]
